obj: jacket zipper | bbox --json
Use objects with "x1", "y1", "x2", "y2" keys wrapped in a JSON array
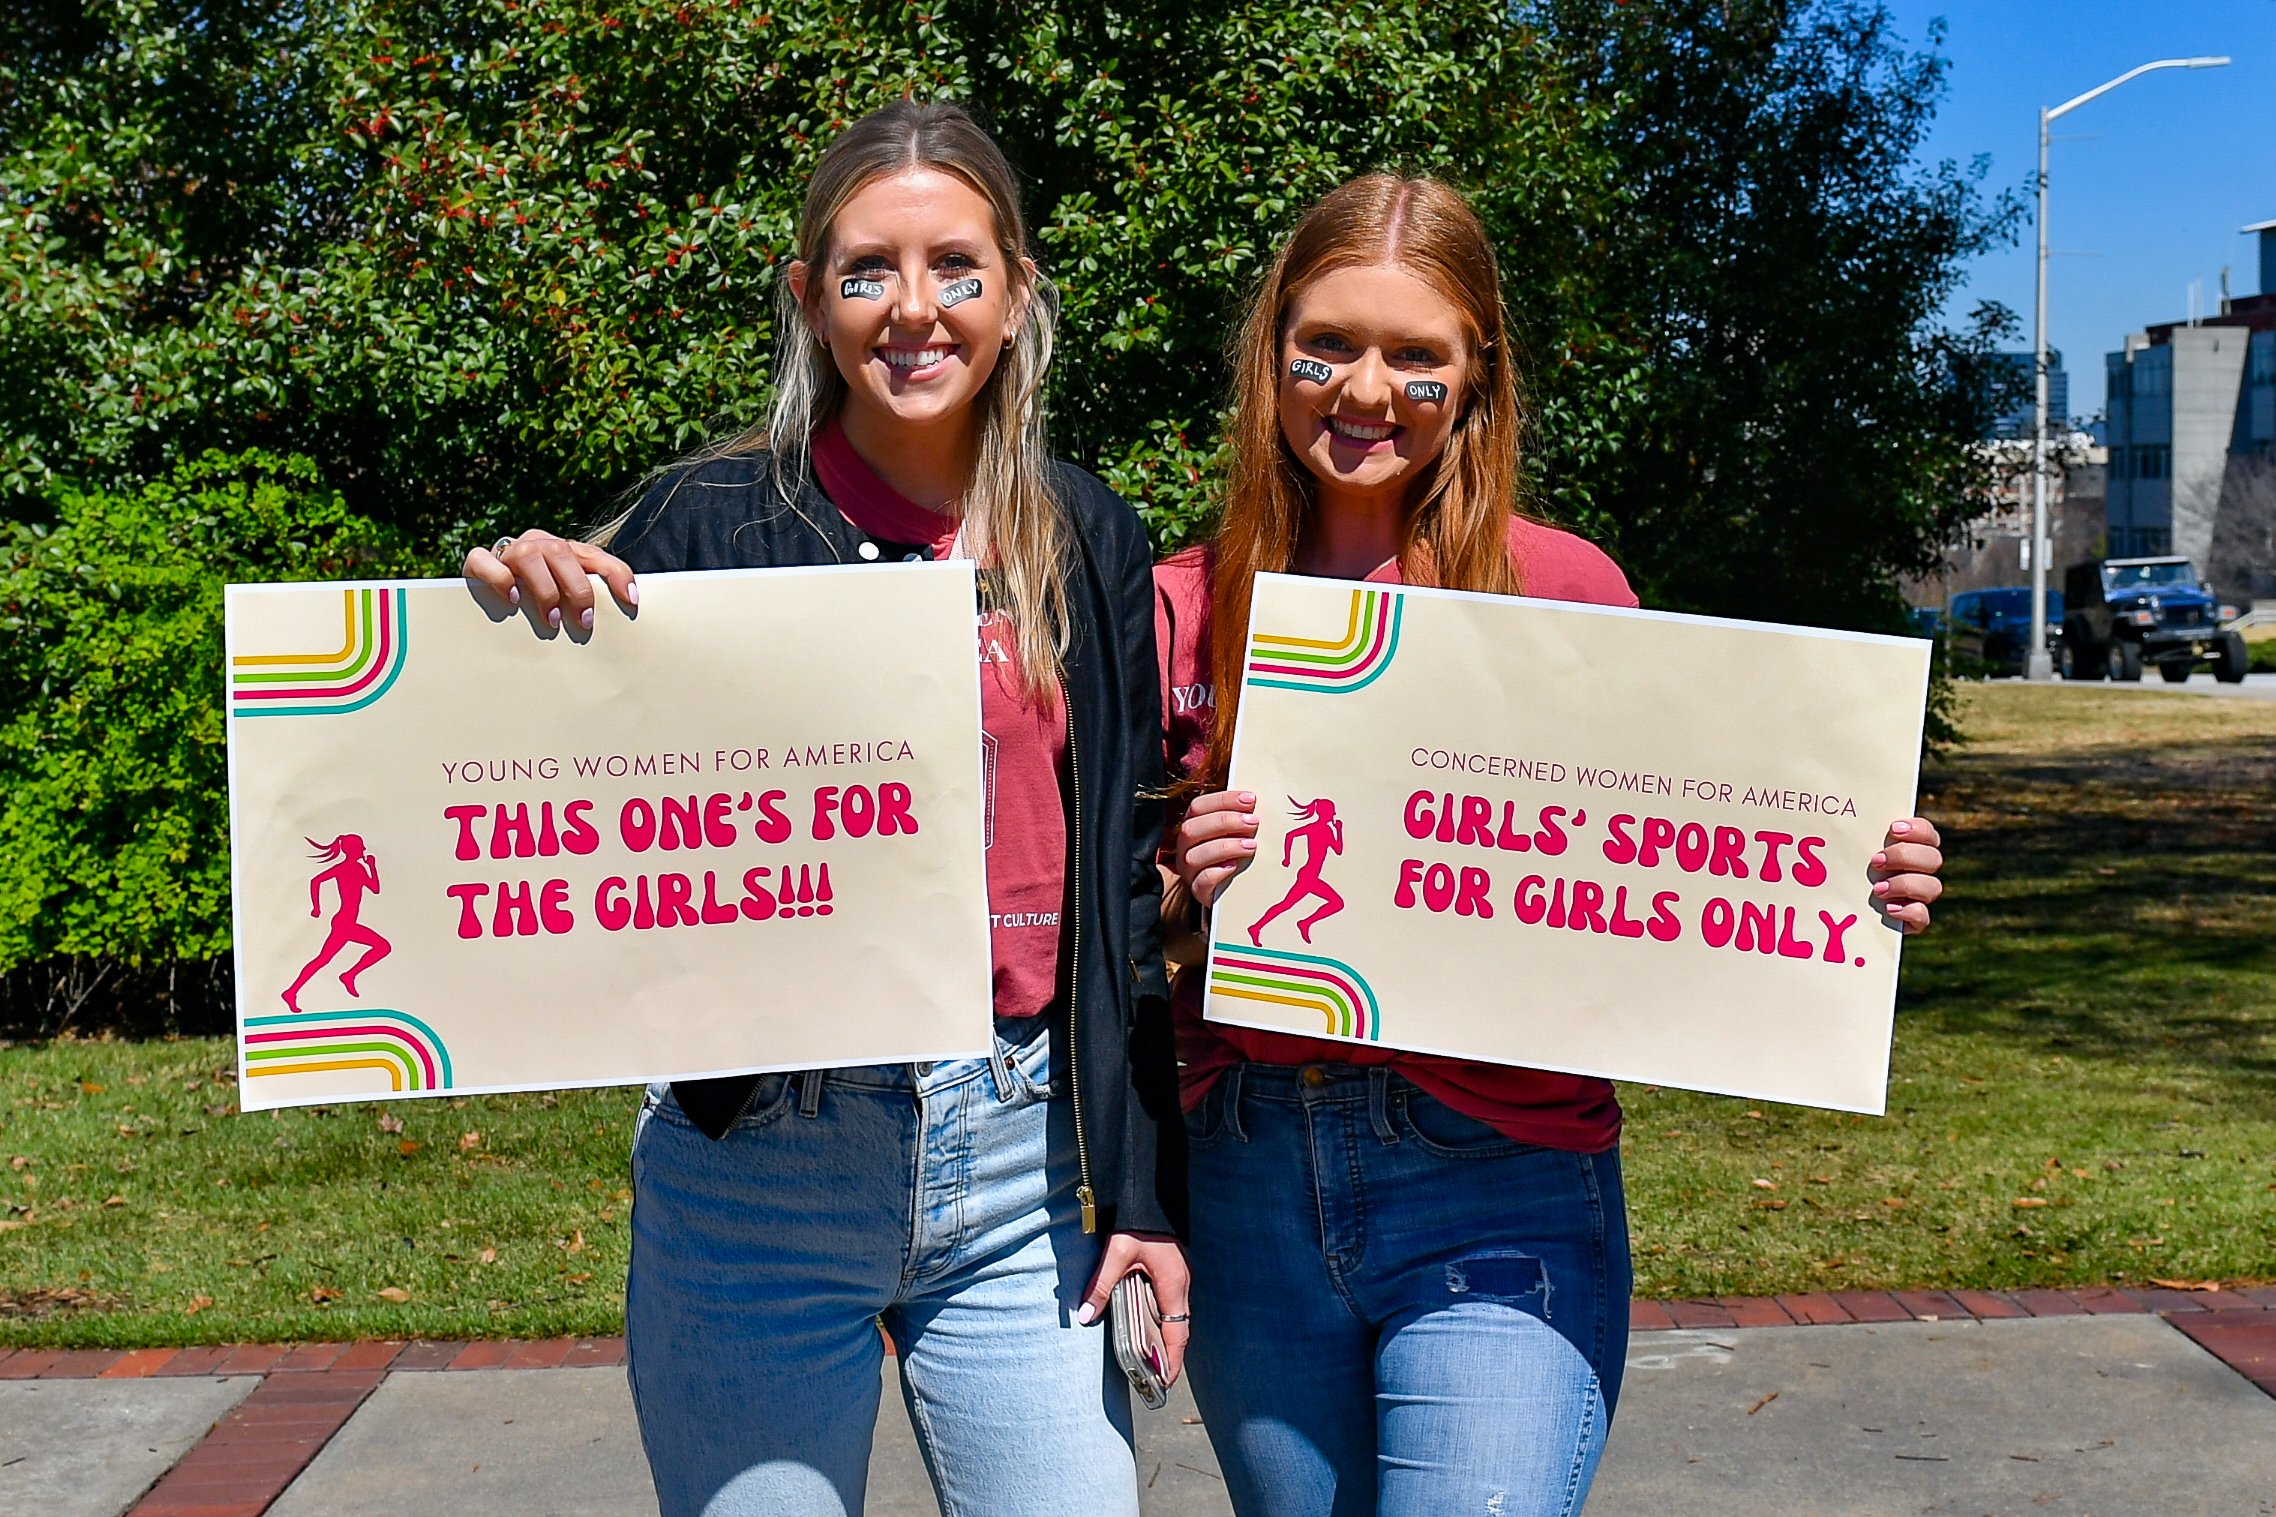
[{"x1": 1059, "y1": 672, "x2": 1097, "y2": 1234}]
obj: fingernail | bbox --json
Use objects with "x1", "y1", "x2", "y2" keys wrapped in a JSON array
[
  {"x1": 625, "y1": 581, "x2": 641, "y2": 607},
  {"x1": 1874, "y1": 880, "x2": 1891, "y2": 896},
  {"x1": 1241, "y1": 839, "x2": 1256, "y2": 851},
  {"x1": 1242, "y1": 814, "x2": 1258, "y2": 827},
  {"x1": 546, "y1": 607, "x2": 562, "y2": 629},
  {"x1": 1075, "y1": 1302, "x2": 1097, "y2": 1326},
  {"x1": 507, "y1": 585, "x2": 519, "y2": 605},
  {"x1": 1239, "y1": 792, "x2": 1256, "y2": 804},
  {"x1": 1891, "y1": 820, "x2": 1912, "y2": 834},
  {"x1": 580, "y1": 607, "x2": 596, "y2": 631},
  {"x1": 1872, "y1": 852, "x2": 1887, "y2": 868}
]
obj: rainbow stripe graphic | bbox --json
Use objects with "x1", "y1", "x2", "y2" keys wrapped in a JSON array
[
  {"x1": 230, "y1": 588, "x2": 409, "y2": 718},
  {"x1": 1245, "y1": 586, "x2": 1403, "y2": 694},
  {"x1": 1207, "y1": 945, "x2": 1382, "y2": 1041},
  {"x1": 242, "y1": 1010, "x2": 454, "y2": 1093}
]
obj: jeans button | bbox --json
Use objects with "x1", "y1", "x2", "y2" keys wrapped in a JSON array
[
  {"x1": 1301, "y1": 1066, "x2": 1327, "y2": 1088},
  {"x1": 914, "y1": 1062, "x2": 934, "y2": 1076}
]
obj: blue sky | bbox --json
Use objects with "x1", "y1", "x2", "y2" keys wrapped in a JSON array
[{"x1": 1882, "y1": 1, "x2": 2275, "y2": 420}]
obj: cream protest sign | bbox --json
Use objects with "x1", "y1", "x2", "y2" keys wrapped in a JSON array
[
  {"x1": 1204, "y1": 573, "x2": 1929, "y2": 1113},
  {"x1": 225, "y1": 565, "x2": 991, "y2": 1111}
]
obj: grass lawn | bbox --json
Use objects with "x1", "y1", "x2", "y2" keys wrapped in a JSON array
[{"x1": 4, "y1": 683, "x2": 2272, "y2": 1346}]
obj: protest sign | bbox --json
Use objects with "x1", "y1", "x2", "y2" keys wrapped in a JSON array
[
  {"x1": 1204, "y1": 573, "x2": 1929, "y2": 1113},
  {"x1": 225, "y1": 565, "x2": 991, "y2": 1110}
]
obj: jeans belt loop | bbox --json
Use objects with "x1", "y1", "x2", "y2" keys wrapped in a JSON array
[
  {"x1": 1367, "y1": 1066, "x2": 1399, "y2": 1145},
  {"x1": 988, "y1": 1033, "x2": 1017, "y2": 1104},
  {"x1": 1223, "y1": 1062, "x2": 1249, "y2": 1144},
  {"x1": 796, "y1": 1070, "x2": 823, "y2": 1119}
]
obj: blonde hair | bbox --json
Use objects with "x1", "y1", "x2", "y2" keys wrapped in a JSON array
[
  {"x1": 602, "y1": 101, "x2": 1068, "y2": 695},
  {"x1": 1201, "y1": 174, "x2": 1529, "y2": 787}
]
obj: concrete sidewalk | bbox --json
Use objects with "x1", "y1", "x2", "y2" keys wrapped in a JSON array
[{"x1": 6, "y1": 1294, "x2": 2272, "y2": 1516}]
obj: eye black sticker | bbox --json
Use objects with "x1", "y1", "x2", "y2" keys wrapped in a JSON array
[
  {"x1": 840, "y1": 277, "x2": 885, "y2": 301},
  {"x1": 939, "y1": 277, "x2": 984, "y2": 307},
  {"x1": 1289, "y1": 357, "x2": 1333, "y2": 385},
  {"x1": 1406, "y1": 380, "x2": 1449, "y2": 404}
]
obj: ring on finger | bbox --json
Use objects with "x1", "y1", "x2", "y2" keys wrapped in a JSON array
[
  {"x1": 1159, "y1": 1312, "x2": 1191, "y2": 1323},
  {"x1": 491, "y1": 535, "x2": 518, "y2": 557}
]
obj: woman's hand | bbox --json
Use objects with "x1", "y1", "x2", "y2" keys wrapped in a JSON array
[
  {"x1": 463, "y1": 530, "x2": 639, "y2": 631},
  {"x1": 1077, "y1": 1230, "x2": 1191, "y2": 1386},
  {"x1": 1872, "y1": 817, "x2": 1943, "y2": 933},
  {"x1": 1174, "y1": 789, "x2": 1260, "y2": 909}
]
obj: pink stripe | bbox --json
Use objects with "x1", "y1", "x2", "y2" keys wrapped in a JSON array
[
  {"x1": 1246, "y1": 597, "x2": 1390, "y2": 682},
  {"x1": 233, "y1": 593, "x2": 394, "y2": 703},
  {"x1": 248, "y1": 1022, "x2": 437, "y2": 1088}
]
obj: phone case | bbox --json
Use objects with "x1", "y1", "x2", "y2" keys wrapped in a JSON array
[{"x1": 1110, "y1": 1271, "x2": 1171, "y2": 1410}]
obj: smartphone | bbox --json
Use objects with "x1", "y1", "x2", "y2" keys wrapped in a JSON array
[{"x1": 1110, "y1": 1271, "x2": 1172, "y2": 1410}]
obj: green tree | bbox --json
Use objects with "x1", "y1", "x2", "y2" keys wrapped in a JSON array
[
  {"x1": 0, "y1": 451, "x2": 416, "y2": 1025},
  {"x1": 1517, "y1": 0, "x2": 2023, "y2": 631}
]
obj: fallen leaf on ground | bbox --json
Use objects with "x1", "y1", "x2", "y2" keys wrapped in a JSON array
[
  {"x1": 1747, "y1": 1391, "x2": 1779, "y2": 1415},
  {"x1": 2011, "y1": 1198, "x2": 2048, "y2": 1208},
  {"x1": 458, "y1": 1131, "x2": 482, "y2": 1151},
  {"x1": 479, "y1": 1247, "x2": 498, "y2": 1264},
  {"x1": 377, "y1": 1114, "x2": 404, "y2": 1134},
  {"x1": 102, "y1": 1194, "x2": 124, "y2": 1207},
  {"x1": 397, "y1": 1140, "x2": 421, "y2": 1156},
  {"x1": 374, "y1": 1286, "x2": 413, "y2": 1303},
  {"x1": 1750, "y1": 1178, "x2": 1778, "y2": 1190},
  {"x1": 78, "y1": 1082, "x2": 103, "y2": 1095},
  {"x1": 2147, "y1": 1278, "x2": 2221, "y2": 1292},
  {"x1": 184, "y1": 1295, "x2": 213, "y2": 1315},
  {"x1": 310, "y1": 1286, "x2": 342, "y2": 1304}
]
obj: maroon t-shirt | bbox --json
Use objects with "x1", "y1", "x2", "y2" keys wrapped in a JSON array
[
  {"x1": 1154, "y1": 517, "x2": 1633, "y2": 1151},
  {"x1": 813, "y1": 423, "x2": 1068, "y2": 1018}
]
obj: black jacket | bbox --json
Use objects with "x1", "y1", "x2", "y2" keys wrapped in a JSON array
[{"x1": 609, "y1": 448, "x2": 1184, "y2": 1236}]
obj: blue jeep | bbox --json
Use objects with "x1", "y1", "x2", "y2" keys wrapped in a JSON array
[
  {"x1": 1945, "y1": 587, "x2": 2060, "y2": 677},
  {"x1": 2057, "y1": 557, "x2": 2247, "y2": 684}
]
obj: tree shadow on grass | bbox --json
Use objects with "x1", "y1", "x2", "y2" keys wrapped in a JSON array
[{"x1": 1906, "y1": 730, "x2": 2276, "y2": 1097}]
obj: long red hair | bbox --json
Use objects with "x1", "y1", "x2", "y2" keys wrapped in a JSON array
[{"x1": 1201, "y1": 174, "x2": 1531, "y2": 787}]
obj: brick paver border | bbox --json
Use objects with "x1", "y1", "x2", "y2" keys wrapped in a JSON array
[{"x1": 2, "y1": 1295, "x2": 2269, "y2": 1515}]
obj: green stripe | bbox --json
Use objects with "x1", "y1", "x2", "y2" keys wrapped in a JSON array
[
  {"x1": 234, "y1": 591, "x2": 381, "y2": 685},
  {"x1": 245, "y1": 1037, "x2": 423, "y2": 1089},
  {"x1": 1209, "y1": 969, "x2": 1356, "y2": 1037},
  {"x1": 1246, "y1": 594, "x2": 1380, "y2": 668}
]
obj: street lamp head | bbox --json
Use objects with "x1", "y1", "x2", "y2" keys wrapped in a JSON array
[{"x1": 2184, "y1": 56, "x2": 2232, "y2": 69}]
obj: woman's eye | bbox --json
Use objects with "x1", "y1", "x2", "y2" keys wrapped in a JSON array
[
  {"x1": 1308, "y1": 334, "x2": 1352, "y2": 355},
  {"x1": 848, "y1": 256, "x2": 891, "y2": 274},
  {"x1": 1396, "y1": 349, "x2": 1442, "y2": 367},
  {"x1": 937, "y1": 253, "x2": 977, "y2": 272}
]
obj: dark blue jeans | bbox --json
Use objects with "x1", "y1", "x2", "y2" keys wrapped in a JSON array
[{"x1": 1184, "y1": 1063, "x2": 1631, "y2": 1517}]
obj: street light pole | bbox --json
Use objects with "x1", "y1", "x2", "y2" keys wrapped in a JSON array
[{"x1": 2028, "y1": 55, "x2": 2228, "y2": 682}]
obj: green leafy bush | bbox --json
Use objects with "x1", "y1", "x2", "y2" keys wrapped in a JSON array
[{"x1": 0, "y1": 452, "x2": 419, "y2": 1020}]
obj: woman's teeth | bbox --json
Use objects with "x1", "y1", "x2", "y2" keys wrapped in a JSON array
[
  {"x1": 883, "y1": 348, "x2": 952, "y2": 369},
  {"x1": 1329, "y1": 418, "x2": 1397, "y2": 442}
]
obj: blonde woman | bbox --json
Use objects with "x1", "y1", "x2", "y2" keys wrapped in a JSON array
[
  {"x1": 1159, "y1": 175, "x2": 1945, "y2": 1517},
  {"x1": 466, "y1": 103, "x2": 1184, "y2": 1517}
]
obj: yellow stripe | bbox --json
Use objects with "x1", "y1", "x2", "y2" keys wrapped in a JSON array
[
  {"x1": 1253, "y1": 589, "x2": 1364, "y2": 652},
  {"x1": 245, "y1": 1056, "x2": 404, "y2": 1091},
  {"x1": 232, "y1": 589, "x2": 358, "y2": 668},
  {"x1": 1212, "y1": 985, "x2": 1339, "y2": 1031}
]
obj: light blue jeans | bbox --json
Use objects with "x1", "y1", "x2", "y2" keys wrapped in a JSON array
[
  {"x1": 626, "y1": 1019, "x2": 1138, "y2": 1517},
  {"x1": 1185, "y1": 1063, "x2": 1631, "y2": 1517}
]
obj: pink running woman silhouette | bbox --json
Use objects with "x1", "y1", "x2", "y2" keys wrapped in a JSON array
[
  {"x1": 1246, "y1": 798, "x2": 1346, "y2": 945},
  {"x1": 281, "y1": 835, "x2": 392, "y2": 1013}
]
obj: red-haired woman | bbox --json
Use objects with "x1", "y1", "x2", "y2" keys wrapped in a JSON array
[{"x1": 1158, "y1": 175, "x2": 1945, "y2": 1517}]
